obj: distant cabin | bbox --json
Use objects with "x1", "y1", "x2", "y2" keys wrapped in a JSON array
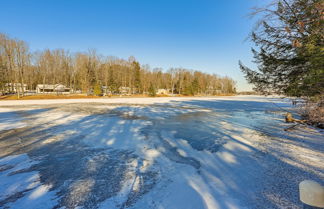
[
  {"x1": 36, "y1": 84, "x2": 70, "y2": 94},
  {"x1": 5, "y1": 83, "x2": 27, "y2": 93},
  {"x1": 101, "y1": 86, "x2": 112, "y2": 95},
  {"x1": 156, "y1": 89, "x2": 169, "y2": 95},
  {"x1": 119, "y1": 87, "x2": 131, "y2": 95}
]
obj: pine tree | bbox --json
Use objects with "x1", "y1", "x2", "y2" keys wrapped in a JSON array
[
  {"x1": 108, "y1": 68, "x2": 118, "y2": 94},
  {"x1": 239, "y1": 0, "x2": 324, "y2": 97},
  {"x1": 133, "y1": 61, "x2": 142, "y2": 94},
  {"x1": 93, "y1": 83, "x2": 102, "y2": 96},
  {"x1": 148, "y1": 83, "x2": 156, "y2": 97},
  {"x1": 191, "y1": 78, "x2": 199, "y2": 95}
]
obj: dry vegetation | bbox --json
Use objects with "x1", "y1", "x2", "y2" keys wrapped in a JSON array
[{"x1": 300, "y1": 99, "x2": 324, "y2": 128}]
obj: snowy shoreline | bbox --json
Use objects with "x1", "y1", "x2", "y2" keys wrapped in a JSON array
[{"x1": 0, "y1": 95, "x2": 278, "y2": 106}]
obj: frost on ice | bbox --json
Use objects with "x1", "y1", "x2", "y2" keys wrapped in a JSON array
[{"x1": 0, "y1": 96, "x2": 323, "y2": 209}]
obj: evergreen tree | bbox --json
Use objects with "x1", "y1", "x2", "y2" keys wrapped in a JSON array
[
  {"x1": 148, "y1": 83, "x2": 156, "y2": 97},
  {"x1": 183, "y1": 74, "x2": 193, "y2": 95},
  {"x1": 93, "y1": 83, "x2": 102, "y2": 96},
  {"x1": 239, "y1": 0, "x2": 324, "y2": 97},
  {"x1": 191, "y1": 78, "x2": 199, "y2": 95},
  {"x1": 133, "y1": 60, "x2": 142, "y2": 93},
  {"x1": 108, "y1": 68, "x2": 118, "y2": 93}
]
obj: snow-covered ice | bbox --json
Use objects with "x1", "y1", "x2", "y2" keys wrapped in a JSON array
[
  {"x1": 0, "y1": 96, "x2": 323, "y2": 209},
  {"x1": 0, "y1": 109, "x2": 26, "y2": 131}
]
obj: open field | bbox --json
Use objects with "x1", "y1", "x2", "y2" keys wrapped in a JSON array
[{"x1": 0, "y1": 96, "x2": 323, "y2": 209}]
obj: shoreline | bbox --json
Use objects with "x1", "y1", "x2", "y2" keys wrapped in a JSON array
[
  {"x1": 0, "y1": 94, "x2": 238, "y2": 101},
  {"x1": 0, "y1": 95, "x2": 277, "y2": 107}
]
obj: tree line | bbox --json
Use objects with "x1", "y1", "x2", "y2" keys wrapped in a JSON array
[{"x1": 0, "y1": 33, "x2": 236, "y2": 97}]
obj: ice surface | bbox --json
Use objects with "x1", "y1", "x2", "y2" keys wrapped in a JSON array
[{"x1": 0, "y1": 96, "x2": 323, "y2": 209}]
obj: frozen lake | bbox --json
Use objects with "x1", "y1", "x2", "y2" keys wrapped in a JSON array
[{"x1": 0, "y1": 96, "x2": 323, "y2": 209}]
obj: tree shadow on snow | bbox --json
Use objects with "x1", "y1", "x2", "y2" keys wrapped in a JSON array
[{"x1": 0, "y1": 99, "x2": 323, "y2": 209}]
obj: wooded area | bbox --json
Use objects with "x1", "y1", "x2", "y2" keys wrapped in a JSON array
[{"x1": 0, "y1": 33, "x2": 236, "y2": 98}]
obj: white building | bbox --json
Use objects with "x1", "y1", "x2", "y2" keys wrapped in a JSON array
[
  {"x1": 4, "y1": 83, "x2": 27, "y2": 93},
  {"x1": 156, "y1": 89, "x2": 169, "y2": 95},
  {"x1": 36, "y1": 84, "x2": 70, "y2": 94},
  {"x1": 119, "y1": 87, "x2": 131, "y2": 95},
  {"x1": 101, "y1": 86, "x2": 112, "y2": 95}
]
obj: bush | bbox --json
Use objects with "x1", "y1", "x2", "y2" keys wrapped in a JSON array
[{"x1": 300, "y1": 99, "x2": 324, "y2": 128}]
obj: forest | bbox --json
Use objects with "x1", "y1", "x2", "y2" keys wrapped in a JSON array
[{"x1": 0, "y1": 33, "x2": 236, "y2": 97}]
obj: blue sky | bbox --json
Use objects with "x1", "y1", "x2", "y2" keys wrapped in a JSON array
[{"x1": 0, "y1": 0, "x2": 267, "y2": 91}]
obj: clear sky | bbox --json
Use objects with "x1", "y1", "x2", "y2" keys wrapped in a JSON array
[{"x1": 0, "y1": 0, "x2": 267, "y2": 91}]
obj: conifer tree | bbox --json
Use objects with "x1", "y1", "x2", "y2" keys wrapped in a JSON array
[
  {"x1": 148, "y1": 83, "x2": 156, "y2": 97},
  {"x1": 240, "y1": 0, "x2": 324, "y2": 97}
]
